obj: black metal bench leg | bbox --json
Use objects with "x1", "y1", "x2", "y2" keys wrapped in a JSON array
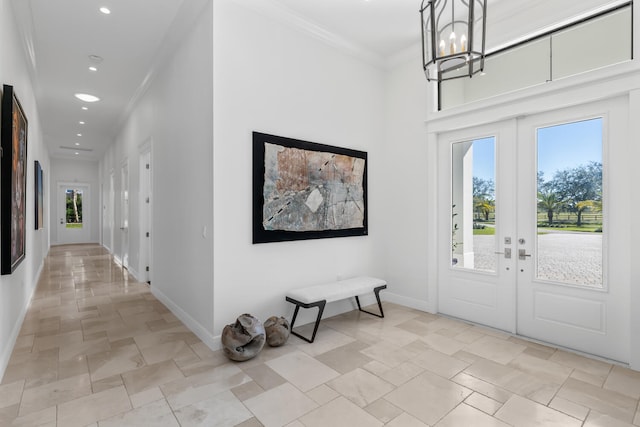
[
  {"x1": 355, "y1": 284, "x2": 387, "y2": 318},
  {"x1": 286, "y1": 297, "x2": 326, "y2": 343}
]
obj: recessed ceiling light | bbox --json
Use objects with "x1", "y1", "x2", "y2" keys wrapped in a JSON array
[
  {"x1": 88, "y1": 55, "x2": 103, "y2": 64},
  {"x1": 75, "y1": 142, "x2": 80, "y2": 146},
  {"x1": 77, "y1": 133, "x2": 82, "y2": 137},
  {"x1": 100, "y1": 7, "x2": 111, "y2": 15},
  {"x1": 82, "y1": 107, "x2": 88, "y2": 111},
  {"x1": 75, "y1": 152, "x2": 80, "y2": 155},
  {"x1": 75, "y1": 93, "x2": 100, "y2": 103},
  {"x1": 79, "y1": 121, "x2": 85, "y2": 125},
  {"x1": 89, "y1": 66, "x2": 97, "y2": 72}
]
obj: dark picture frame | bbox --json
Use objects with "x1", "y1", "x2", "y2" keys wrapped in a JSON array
[
  {"x1": 1, "y1": 85, "x2": 28, "y2": 274},
  {"x1": 253, "y1": 132, "x2": 368, "y2": 244},
  {"x1": 34, "y1": 160, "x2": 43, "y2": 230}
]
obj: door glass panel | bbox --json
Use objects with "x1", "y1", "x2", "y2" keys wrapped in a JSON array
[
  {"x1": 536, "y1": 118, "x2": 603, "y2": 287},
  {"x1": 451, "y1": 137, "x2": 496, "y2": 272},
  {"x1": 65, "y1": 188, "x2": 84, "y2": 229}
]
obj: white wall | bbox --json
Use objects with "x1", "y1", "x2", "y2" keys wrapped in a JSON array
[
  {"x1": 49, "y1": 158, "x2": 100, "y2": 245},
  {"x1": 0, "y1": 0, "x2": 50, "y2": 381},
  {"x1": 382, "y1": 59, "x2": 435, "y2": 311},
  {"x1": 99, "y1": 0, "x2": 214, "y2": 342},
  {"x1": 212, "y1": 0, "x2": 386, "y2": 342}
]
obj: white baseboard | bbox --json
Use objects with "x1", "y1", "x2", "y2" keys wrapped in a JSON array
[
  {"x1": 382, "y1": 291, "x2": 435, "y2": 313},
  {"x1": 151, "y1": 286, "x2": 221, "y2": 351},
  {"x1": 0, "y1": 259, "x2": 45, "y2": 382}
]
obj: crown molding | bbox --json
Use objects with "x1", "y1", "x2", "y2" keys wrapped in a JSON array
[{"x1": 234, "y1": 0, "x2": 385, "y2": 68}]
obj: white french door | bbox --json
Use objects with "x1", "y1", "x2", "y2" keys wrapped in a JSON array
[
  {"x1": 57, "y1": 183, "x2": 90, "y2": 244},
  {"x1": 437, "y1": 97, "x2": 630, "y2": 362},
  {"x1": 437, "y1": 120, "x2": 517, "y2": 333}
]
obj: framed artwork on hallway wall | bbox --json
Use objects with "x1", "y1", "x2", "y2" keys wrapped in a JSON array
[
  {"x1": 35, "y1": 160, "x2": 44, "y2": 230},
  {"x1": 1, "y1": 84, "x2": 28, "y2": 275},
  {"x1": 253, "y1": 132, "x2": 368, "y2": 244}
]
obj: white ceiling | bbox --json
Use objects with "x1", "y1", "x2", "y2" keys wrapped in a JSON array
[{"x1": 10, "y1": 0, "x2": 620, "y2": 161}]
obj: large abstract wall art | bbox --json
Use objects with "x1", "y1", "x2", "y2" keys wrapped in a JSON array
[{"x1": 253, "y1": 132, "x2": 368, "y2": 244}]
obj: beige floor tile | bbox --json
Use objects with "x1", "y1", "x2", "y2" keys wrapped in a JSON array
[
  {"x1": 121, "y1": 359, "x2": 184, "y2": 395},
  {"x1": 549, "y1": 396, "x2": 590, "y2": 421},
  {"x1": 436, "y1": 403, "x2": 511, "y2": 426},
  {"x1": 378, "y1": 361, "x2": 425, "y2": 386},
  {"x1": 0, "y1": 380, "x2": 24, "y2": 409},
  {"x1": 242, "y1": 363, "x2": 287, "y2": 390},
  {"x1": 88, "y1": 343, "x2": 145, "y2": 382},
  {"x1": 174, "y1": 390, "x2": 253, "y2": 427},
  {"x1": 6, "y1": 406, "x2": 56, "y2": 427},
  {"x1": 557, "y1": 377, "x2": 637, "y2": 423},
  {"x1": 412, "y1": 348, "x2": 470, "y2": 378},
  {"x1": 465, "y1": 357, "x2": 559, "y2": 403},
  {"x1": 92, "y1": 373, "x2": 125, "y2": 393},
  {"x1": 59, "y1": 337, "x2": 111, "y2": 361},
  {"x1": 508, "y1": 352, "x2": 573, "y2": 384},
  {"x1": 244, "y1": 382, "x2": 318, "y2": 427},
  {"x1": 161, "y1": 363, "x2": 251, "y2": 410},
  {"x1": 231, "y1": 380, "x2": 265, "y2": 402},
  {"x1": 384, "y1": 370, "x2": 472, "y2": 425},
  {"x1": 359, "y1": 342, "x2": 411, "y2": 367},
  {"x1": 550, "y1": 350, "x2": 612, "y2": 380},
  {"x1": 495, "y1": 395, "x2": 583, "y2": 427},
  {"x1": 129, "y1": 386, "x2": 165, "y2": 408},
  {"x1": 314, "y1": 340, "x2": 373, "y2": 374},
  {"x1": 57, "y1": 385, "x2": 131, "y2": 427},
  {"x1": 364, "y1": 398, "x2": 403, "y2": 423},
  {"x1": 238, "y1": 418, "x2": 266, "y2": 427},
  {"x1": 296, "y1": 327, "x2": 356, "y2": 357},
  {"x1": 265, "y1": 350, "x2": 340, "y2": 392},
  {"x1": 465, "y1": 392, "x2": 503, "y2": 415},
  {"x1": 2, "y1": 348, "x2": 58, "y2": 386},
  {"x1": 386, "y1": 412, "x2": 429, "y2": 427},
  {"x1": 99, "y1": 398, "x2": 178, "y2": 426},
  {"x1": 583, "y1": 411, "x2": 637, "y2": 427},
  {"x1": 604, "y1": 365, "x2": 640, "y2": 399},
  {"x1": 32, "y1": 329, "x2": 83, "y2": 352},
  {"x1": 465, "y1": 335, "x2": 526, "y2": 365},
  {"x1": 19, "y1": 373, "x2": 92, "y2": 416},
  {"x1": 306, "y1": 384, "x2": 340, "y2": 405},
  {"x1": 395, "y1": 318, "x2": 435, "y2": 336},
  {"x1": 299, "y1": 396, "x2": 383, "y2": 427},
  {"x1": 420, "y1": 333, "x2": 467, "y2": 355},
  {"x1": 327, "y1": 368, "x2": 395, "y2": 407},
  {"x1": 139, "y1": 339, "x2": 197, "y2": 365}
]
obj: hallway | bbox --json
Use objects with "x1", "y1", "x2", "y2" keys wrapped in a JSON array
[{"x1": 3, "y1": 245, "x2": 640, "y2": 426}]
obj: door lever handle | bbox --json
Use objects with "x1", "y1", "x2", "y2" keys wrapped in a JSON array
[{"x1": 519, "y1": 249, "x2": 532, "y2": 260}]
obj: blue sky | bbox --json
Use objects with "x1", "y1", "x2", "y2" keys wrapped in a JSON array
[{"x1": 472, "y1": 117, "x2": 602, "y2": 182}]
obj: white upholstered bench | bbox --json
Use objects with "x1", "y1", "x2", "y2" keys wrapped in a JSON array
[{"x1": 285, "y1": 276, "x2": 387, "y2": 343}]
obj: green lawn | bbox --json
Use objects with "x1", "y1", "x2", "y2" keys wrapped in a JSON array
[
  {"x1": 66, "y1": 223, "x2": 83, "y2": 229},
  {"x1": 538, "y1": 225, "x2": 602, "y2": 233},
  {"x1": 473, "y1": 227, "x2": 495, "y2": 235}
]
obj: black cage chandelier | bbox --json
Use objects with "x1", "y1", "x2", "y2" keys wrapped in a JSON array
[{"x1": 420, "y1": 0, "x2": 487, "y2": 82}]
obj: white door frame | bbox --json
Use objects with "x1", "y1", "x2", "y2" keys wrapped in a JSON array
[
  {"x1": 120, "y1": 160, "x2": 129, "y2": 269},
  {"x1": 139, "y1": 139, "x2": 153, "y2": 284},
  {"x1": 436, "y1": 97, "x2": 630, "y2": 363},
  {"x1": 57, "y1": 182, "x2": 91, "y2": 245},
  {"x1": 515, "y1": 97, "x2": 629, "y2": 363},
  {"x1": 437, "y1": 120, "x2": 517, "y2": 334}
]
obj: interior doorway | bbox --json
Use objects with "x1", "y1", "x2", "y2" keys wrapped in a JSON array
[{"x1": 57, "y1": 183, "x2": 90, "y2": 244}]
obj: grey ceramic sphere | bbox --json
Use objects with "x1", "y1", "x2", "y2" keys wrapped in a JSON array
[
  {"x1": 264, "y1": 316, "x2": 290, "y2": 347},
  {"x1": 221, "y1": 314, "x2": 266, "y2": 361}
]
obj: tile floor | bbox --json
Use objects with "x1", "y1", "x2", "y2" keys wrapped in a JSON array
[{"x1": 2, "y1": 244, "x2": 640, "y2": 426}]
